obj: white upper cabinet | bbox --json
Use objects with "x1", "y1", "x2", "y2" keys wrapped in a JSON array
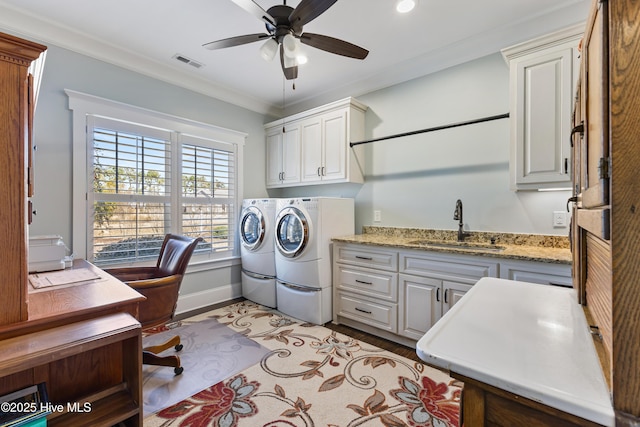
[
  {"x1": 265, "y1": 97, "x2": 367, "y2": 188},
  {"x1": 502, "y1": 25, "x2": 583, "y2": 191},
  {"x1": 266, "y1": 123, "x2": 301, "y2": 187}
]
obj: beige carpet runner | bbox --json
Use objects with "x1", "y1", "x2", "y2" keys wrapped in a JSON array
[{"x1": 143, "y1": 301, "x2": 461, "y2": 426}]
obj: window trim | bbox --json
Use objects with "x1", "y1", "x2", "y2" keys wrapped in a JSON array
[{"x1": 67, "y1": 89, "x2": 246, "y2": 266}]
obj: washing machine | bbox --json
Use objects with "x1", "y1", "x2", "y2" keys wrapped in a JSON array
[
  {"x1": 240, "y1": 198, "x2": 278, "y2": 307},
  {"x1": 274, "y1": 197, "x2": 354, "y2": 324}
]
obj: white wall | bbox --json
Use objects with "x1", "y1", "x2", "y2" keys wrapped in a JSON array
[{"x1": 273, "y1": 53, "x2": 572, "y2": 236}]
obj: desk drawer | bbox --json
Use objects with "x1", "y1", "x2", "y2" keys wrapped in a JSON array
[
  {"x1": 336, "y1": 291, "x2": 397, "y2": 332},
  {"x1": 335, "y1": 265, "x2": 398, "y2": 302}
]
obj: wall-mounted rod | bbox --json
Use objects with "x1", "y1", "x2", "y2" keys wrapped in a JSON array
[{"x1": 349, "y1": 113, "x2": 510, "y2": 147}]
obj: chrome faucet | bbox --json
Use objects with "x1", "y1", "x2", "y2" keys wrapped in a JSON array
[{"x1": 453, "y1": 199, "x2": 470, "y2": 242}]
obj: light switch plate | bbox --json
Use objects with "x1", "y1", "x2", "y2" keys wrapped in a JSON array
[
  {"x1": 553, "y1": 211, "x2": 567, "y2": 227},
  {"x1": 374, "y1": 210, "x2": 382, "y2": 222}
]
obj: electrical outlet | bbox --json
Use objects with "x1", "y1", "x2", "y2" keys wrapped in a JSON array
[
  {"x1": 374, "y1": 210, "x2": 382, "y2": 222},
  {"x1": 553, "y1": 211, "x2": 567, "y2": 228}
]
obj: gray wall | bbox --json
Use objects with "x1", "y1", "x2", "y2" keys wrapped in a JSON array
[{"x1": 272, "y1": 53, "x2": 572, "y2": 236}]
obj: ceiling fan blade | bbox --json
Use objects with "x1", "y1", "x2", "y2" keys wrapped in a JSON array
[
  {"x1": 230, "y1": 0, "x2": 276, "y2": 27},
  {"x1": 280, "y1": 44, "x2": 298, "y2": 80},
  {"x1": 203, "y1": 33, "x2": 270, "y2": 50},
  {"x1": 289, "y1": 0, "x2": 338, "y2": 29},
  {"x1": 300, "y1": 33, "x2": 369, "y2": 59}
]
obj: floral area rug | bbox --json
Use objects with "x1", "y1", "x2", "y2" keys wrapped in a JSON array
[{"x1": 144, "y1": 301, "x2": 462, "y2": 427}]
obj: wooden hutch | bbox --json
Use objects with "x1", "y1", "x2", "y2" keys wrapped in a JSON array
[
  {"x1": 0, "y1": 32, "x2": 145, "y2": 426},
  {"x1": 572, "y1": 0, "x2": 640, "y2": 424}
]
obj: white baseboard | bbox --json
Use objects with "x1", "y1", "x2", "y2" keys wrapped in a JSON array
[{"x1": 175, "y1": 282, "x2": 242, "y2": 316}]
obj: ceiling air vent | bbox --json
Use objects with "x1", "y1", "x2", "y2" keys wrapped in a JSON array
[{"x1": 172, "y1": 54, "x2": 204, "y2": 69}]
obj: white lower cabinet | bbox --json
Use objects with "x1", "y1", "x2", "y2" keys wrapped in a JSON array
[
  {"x1": 398, "y1": 274, "x2": 472, "y2": 340},
  {"x1": 397, "y1": 251, "x2": 497, "y2": 341},
  {"x1": 499, "y1": 259, "x2": 571, "y2": 287},
  {"x1": 333, "y1": 244, "x2": 399, "y2": 333},
  {"x1": 333, "y1": 242, "x2": 568, "y2": 344}
]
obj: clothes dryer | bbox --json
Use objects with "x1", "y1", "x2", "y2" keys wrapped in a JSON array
[
  {"x1": 274, "y1": 197, "x2": 354, "y2": 324},
  {"x1": 239, "y1": 198, "x2": 278, "y2": 307}
]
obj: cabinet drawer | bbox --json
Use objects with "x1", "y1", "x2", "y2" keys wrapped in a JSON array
[
  {"x1": 335, "y1": 265, "x2": 398, "y2": 302},
  {"x1": 400, "y1": 251, "x2": 498, "y2": 284},
  {"x1": 336, "y1": 292, "x2": 397, "y2": 332},
  {"x1": 335, "y1": 245, "x2": 398, "y2": 271},
  {"x1": 499, "y1": 260, "x2": 572, "y2": 287}
]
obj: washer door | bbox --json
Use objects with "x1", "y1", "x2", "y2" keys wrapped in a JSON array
[
  {"x1": 240, "y1": 206, "x2": 265, "y2": 251},
  {"x1": 275, "y1": 207, "x2": 309, "y2": 258}
]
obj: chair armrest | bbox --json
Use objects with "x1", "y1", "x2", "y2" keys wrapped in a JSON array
[
  {"x1": 126, "y1": 274, "x2": 183, "y2": 290},
  {"x1": 104, "y1": 266, "x2": 159, "y2": 282}
]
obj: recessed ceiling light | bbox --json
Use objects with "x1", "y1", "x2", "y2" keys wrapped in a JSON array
[{"x1": 396, "y1": 0, "x2": 416, "y2": 13}]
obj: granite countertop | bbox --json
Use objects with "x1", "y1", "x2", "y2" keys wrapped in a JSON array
[{"x1": 332, "y1": 226, "x2": 571, "y2": 264}]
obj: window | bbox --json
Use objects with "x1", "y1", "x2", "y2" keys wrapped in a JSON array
[{"x1": 68, "y1": 90, "x2": 245, "y2": 266}]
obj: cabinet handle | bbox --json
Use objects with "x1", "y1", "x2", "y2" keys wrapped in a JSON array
[
  {"x1": 355, "y1": 307, "x2": 372, "y2": 315},
  {"x1": 564, "y1": 158, "x2": 569, "y2": 174},
  {"x1": 322, "y1": 166, "x2": 326, "y2": 176},
  {"x1": 436, "y1": 288, "x2": 440, "y2": 302},
  {"x1": 570, "y1": 122, "x2": 584, "y2": 148},
  {"x1": 355, "y1": 279, "x2": 373, "y2": 285},
  {"x1": 317, "y1": 167, "x2": 321, "y2": 176},
  {"x1": 355, "y1": 255, "x2": 373, "y2": 260},
  {"x1": 444, "y1": 289, "x2": 449, "y2": 304}
]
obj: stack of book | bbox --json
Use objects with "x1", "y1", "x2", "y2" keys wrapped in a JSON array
[{"x1": 0, "y1": 383, "x2": 50, "y2": 427}]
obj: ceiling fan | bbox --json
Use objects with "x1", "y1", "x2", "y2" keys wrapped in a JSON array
[{"x1": 203, "y1": 0, "x2": 369, "y2": 80}]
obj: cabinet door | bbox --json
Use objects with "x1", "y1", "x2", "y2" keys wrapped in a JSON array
[
  {"x1": 581, "y1": 2, "x2": 609, "y2": 210},
  {"x1": 442, "y1": 281, "x2": 473, "y2": 316},
  {"x1": 398, "y1": 274, "x2": 442, "y2": 340},
  {"x1": 512, "y1": 46, "x2": 574, "y2": 188},
  {"x1": 300, "y1": 118, "x2": 322, "y2": 183},
  {"x1": 266, "y1": 129, "x2": 284, "y2": 187},
  {"x1": 322, "y1": 110, "x2": 348, "y2": 181},
  {"x1": 574, "y1": 0, "x2": 613, "y2": 383},
  {"x1": 282, "y1": 125, "x2": 301, "y2": 185}
]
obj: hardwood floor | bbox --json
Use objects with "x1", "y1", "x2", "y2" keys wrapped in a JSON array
[{"x1": 177, "y1": 297, "x2": 423, "y2": 364}]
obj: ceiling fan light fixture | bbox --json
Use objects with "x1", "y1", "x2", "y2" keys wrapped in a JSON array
[
  {"x1": 296, "y1": 54, "x2": 308, "y2": 65},
  {"x1": 396, "y1": 0, "x2": 416, "y2": 13},
  {"x1": 282, "y1": 33, "x2": 299, "y2": 58},
  {"x1": 283, "y1": 53, "x2": 298, "y2": 69},
  {"x1": 260, "y1": 38, "x2": 278, "y2": 61}
]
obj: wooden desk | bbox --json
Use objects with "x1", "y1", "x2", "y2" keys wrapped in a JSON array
[
  {"x1": 0, "y1": 259, "x2": 145, "y2": 340},
  {"x1": 0, "y1": 260, "x2": 145, "y2": 427}
]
